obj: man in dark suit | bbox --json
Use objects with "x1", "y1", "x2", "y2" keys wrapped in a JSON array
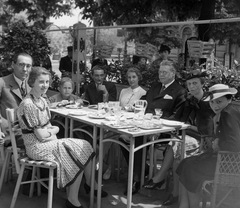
[
  {"x1": 84, "y1": 65, "x2": 117, "y2": 104},
  {"x1": 145, "y1": 60, "x2": 186, "y2": 118},
  {"x1": 122, "y1": 60, "x2": 186, "y2": 195},
  {"x1": 59, "y1": 46, "x2": 73, "y2": 75},
  {"x1": 0, "y1": 52, "x2": 32, "y2": 131},
  {"x1": 143, "y1": 60, "x2": 186, "y2": 190}
]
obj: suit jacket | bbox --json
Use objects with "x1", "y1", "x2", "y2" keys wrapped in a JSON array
[
  {"x1": 0, "y1": 74, "x2": 31, "y2": 127},
  {"x1": 145, "y1": 80, "x2": 186, "y2": 119},
  {"x1": 85, "y1": 81, "x2": 117, "y2": 105},
  {"x1": 59, "y1": 56, "x2": 72, "y2": 73}
]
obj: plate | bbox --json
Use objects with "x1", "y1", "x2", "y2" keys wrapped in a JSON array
[
  {"x1": 138, "y1": 124, "x2": 162, "y2": 130},
  {"x1": 162, "y1": 120, "x2": 183, "y2": 127},
  {"x1": 105, "y1": 116, "x2": 116, "y2": 121},
  {"x1": 66, "y1": 105, "x2": 80, "y2": 109},
  {"x1": 68, "y1": 111, "x2": 87, "y2": 116},
  {"x1": 109, "y1": 122, "x2": 134, "y2": 129},
  {"x1": 88, "y1": 105, "x2": 98, "y2": 109},
  {"x1": 88, "y1": 113, "x2": 105, "y2": 119}
]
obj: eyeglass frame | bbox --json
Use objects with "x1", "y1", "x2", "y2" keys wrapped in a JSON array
[{"x1": 16, "y1": 62, "x2": 32, "y2": 69}]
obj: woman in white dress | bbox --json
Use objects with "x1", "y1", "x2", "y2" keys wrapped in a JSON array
[
  {"x1": 119, "y1": 66, "x2": 146, "y2": 110},
  {"x1": 17, "y1": 67, "x2": 95, "y2": 208},
  {"x1": 119, "y1": 66, "x2": 147, "y2": 195}
]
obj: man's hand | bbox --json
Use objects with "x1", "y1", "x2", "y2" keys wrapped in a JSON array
[{"x1": 97, "y1": 84, "x2": 108, "y2": 94}]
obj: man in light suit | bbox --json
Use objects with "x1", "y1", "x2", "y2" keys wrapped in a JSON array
[{"x1": 0, "y1": 52, "x2": 32, "y2": 132}]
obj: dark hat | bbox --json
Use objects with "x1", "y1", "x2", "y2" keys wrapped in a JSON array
[
  {"x1": 158, "y1": 44, "x2": 171, "y2": 53},
  {"x1": 67, "y1": 46, "x2": 73, "y2": 52},
  {"x1": 185, "y1": 70, "x2": 208, "y2": 81}
]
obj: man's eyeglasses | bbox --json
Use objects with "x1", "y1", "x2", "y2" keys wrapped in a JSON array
[{"x1": 17, "y1": 63, "x2": 32, "y2": 69}]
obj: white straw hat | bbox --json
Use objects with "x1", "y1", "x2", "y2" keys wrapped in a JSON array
[{"x1": 204, "y1": 84, "x2": 237, "y2": 101}]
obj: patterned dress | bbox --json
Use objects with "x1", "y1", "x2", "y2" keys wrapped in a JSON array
[{"x1": 17, "y1": 94, "x2": 95, "y2": 188}]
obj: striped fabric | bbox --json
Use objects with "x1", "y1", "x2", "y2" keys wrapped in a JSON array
[{"x1": 19, "y1": 156, "x2": 57, "y2": 168}]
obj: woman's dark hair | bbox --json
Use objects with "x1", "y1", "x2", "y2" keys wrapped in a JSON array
[
  {"x1": 225, "y1": 94, "x2": 233, "y2": 100},
  {"x1": 126, "y1": 66, "x2": 142, "y2": 81},
  {"x1": 28, "y1": 67, "x2": 51, "y2": 87}
]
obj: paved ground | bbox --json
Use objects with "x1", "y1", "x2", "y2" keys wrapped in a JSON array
[{"x1": 0, "y1": 165, "x2": 178, "y2": 208}]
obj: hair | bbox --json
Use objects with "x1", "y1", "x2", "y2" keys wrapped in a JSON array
[
  {"x1": 59, "y1": 77, "x2": 74, "y2": 89},
  {"x1": 12, "y1": 52, "x2": 33, "y2": 64},
  {"x1": 28, "y1": 67, "x2": 51, "y2": 87},
  {"x1": 160, "y1": 60, "x2": 176, "y2": 73},
  {"x1": 91, "y1": 65, "x2": 106, "y2": 75},
  {"x1": 186, "y1": 77, "x2": 205, "y2": 85},
  {"x1": 126, "y1": 66, "x2": 142, "y2": 81},
  {"x1": 67, "y1": 46, "x2": 73, "y2": 52},
  {"x1": 91, "y1": 58, "x2": 108, "y2": 69},
  {"x1": 225, "y1": 94, "x2": 233, "y2": 100}
]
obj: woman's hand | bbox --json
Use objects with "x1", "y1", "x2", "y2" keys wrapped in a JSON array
[
  {"x1": 42, "y1": 134, "x2": 58, "y2": 142},
  {"x1": 47, "y1": 126, "x2": 59, "y2": 134},
  {"x1": 125, "y1": 105, "x2": 133, "y2": 112},
  {"x1": 187, "y1": 125, "x2": 198, "y2": 132},
  {"x1": 0, "y1": 131, "x2": 5, "y2": 145}
]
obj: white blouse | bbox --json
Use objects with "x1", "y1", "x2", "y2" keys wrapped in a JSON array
[{"x1": 119, "y1": 86, "x2": 146, "y2": 107}]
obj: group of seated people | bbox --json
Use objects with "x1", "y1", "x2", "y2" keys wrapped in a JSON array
[{"x1": 1, "y1": 51, "x2": 240, "y2": 208}]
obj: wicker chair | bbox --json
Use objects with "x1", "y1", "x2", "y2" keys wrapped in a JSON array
[{"x1": 202, "y1": 151, "x2": 240, "y2": 208}]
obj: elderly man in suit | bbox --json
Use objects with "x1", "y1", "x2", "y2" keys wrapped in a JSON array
[
  {"x1": 0, "y1": 52, "x2": 32, "y2": 132},
  {"x1": 143, "y1": 60, "x2": 186, "y2": 190},
  {"x1": 84, "y1": 64, "x2": 117, "y2": 104},
  {"x1": 145, "y1": 60, "x2": 186, "y2": 116},
  {"x1": 122, "y1": 60, "x2": 186, "y2": 196}
]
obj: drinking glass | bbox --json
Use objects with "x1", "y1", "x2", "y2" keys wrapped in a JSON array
[
  {"x1": 154, "y1": 108, "x2": 163, "y2": 119},
  {"x1": 75, "y1": 99, "x2": 82, "y2": 108},
  {"x1": 113, "y1": 106, "x2": 122, "y2": 124}
]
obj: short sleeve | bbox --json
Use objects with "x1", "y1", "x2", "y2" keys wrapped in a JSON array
[{"x1": 22, "y1": 102, "x2": 40, "y2": 129}]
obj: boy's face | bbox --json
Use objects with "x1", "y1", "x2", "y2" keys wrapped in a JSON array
[{"x1": 59, "y1": 81, "x2": 73, "y2": 99}]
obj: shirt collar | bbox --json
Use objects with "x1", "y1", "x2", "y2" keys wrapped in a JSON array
[
  {"x1": 164, "y1": 79, "x2": 175, "y2": 89},
  {"x1": 13, "y1": 74, "x2": 25, "y2": 88}
]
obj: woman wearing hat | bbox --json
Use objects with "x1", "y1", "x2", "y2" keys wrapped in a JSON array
[
  {"x1": 162, "y1": 70, "x2": 215, "y2": 206},
  {"x1": 176, "y1": 84, "x2": 240, "y2": 208}
]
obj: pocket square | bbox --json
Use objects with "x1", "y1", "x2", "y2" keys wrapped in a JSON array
[{"x1": 163, "y1": 94, "x2": 173, "y2": 99}]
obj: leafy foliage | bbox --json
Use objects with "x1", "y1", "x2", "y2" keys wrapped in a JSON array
[
  {"x1": 0, "y1": 20, "x2": 51, "y2": 74},
  {"x1": 6, "y1": 0, "x2": 73, "y2": 25}
]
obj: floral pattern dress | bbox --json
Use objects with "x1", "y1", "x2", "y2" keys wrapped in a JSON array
[{"x1": 17, "y1": 94, "x2": 95, "y2": 188}]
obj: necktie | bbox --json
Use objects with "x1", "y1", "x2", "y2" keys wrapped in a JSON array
[
  {"x1": 21, "y1": 81, "x2": 26, "y2": 97},
  {"x1": 160, "y1": 85, "x2": 166, "y2": 94}
]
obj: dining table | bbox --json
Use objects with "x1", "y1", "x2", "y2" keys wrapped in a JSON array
[{"x1": 50, "y1": 105, "x2": 189, "y2": 208}]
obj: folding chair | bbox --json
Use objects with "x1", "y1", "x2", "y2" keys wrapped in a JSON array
[
  {"x1": 4, "y1": 108, "x2": 57, "y2": 208},
  {"x1": 202, "y1": 151, "x2": 240, "y2": 208}
]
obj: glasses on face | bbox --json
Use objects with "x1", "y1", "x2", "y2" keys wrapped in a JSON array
[{"x1": 17, "y1": 63, "x2": 32, "y2": 69}]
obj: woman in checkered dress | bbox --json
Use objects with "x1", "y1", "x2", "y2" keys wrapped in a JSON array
[{"x1": 17, "y1": 67, "x2": 95, "y2": 208}]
